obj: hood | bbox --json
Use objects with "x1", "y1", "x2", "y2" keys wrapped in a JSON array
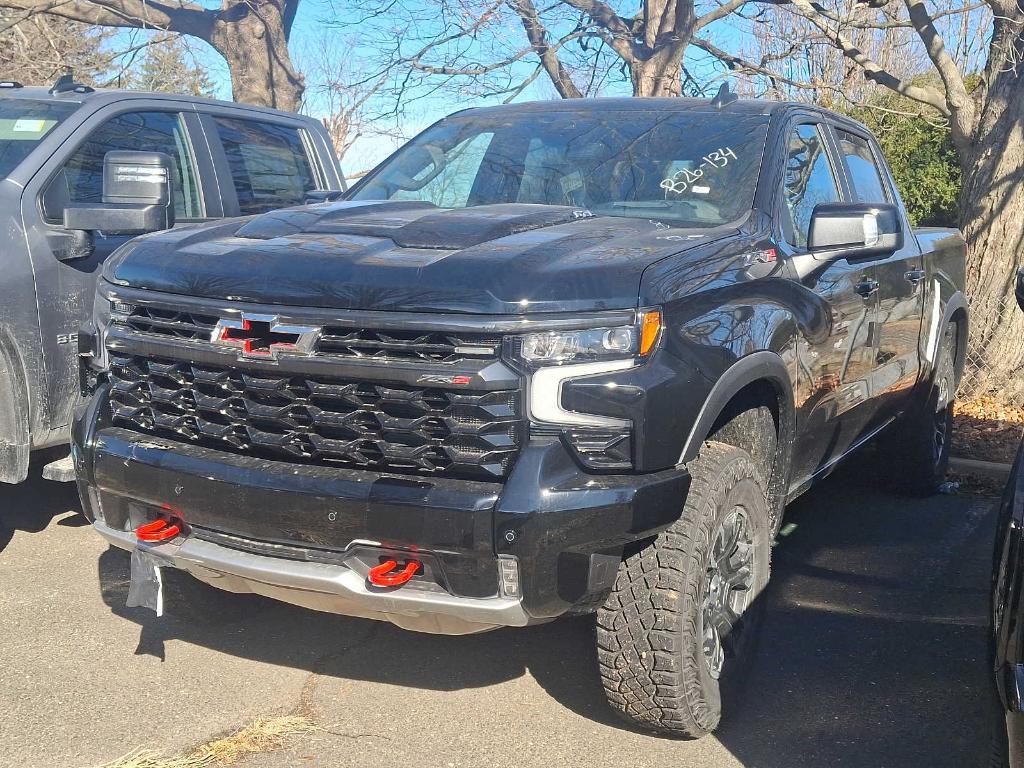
[{"x1": 106, "y1": 201, "x2": 736, "y2": 314}]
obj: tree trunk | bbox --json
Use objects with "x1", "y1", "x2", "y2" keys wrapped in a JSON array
[
  {"x1": 629, "y1": 47, "x2": 686, "y2": 97},
  {"x1": 957, "y1": 57, "x2": 1024, "y2": 397},
  {"x1": 209, "y1": 0, "x2": 304, "y2": 111}
]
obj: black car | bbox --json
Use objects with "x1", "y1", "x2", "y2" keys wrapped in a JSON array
[
  {"x1": 990, "y1": 269, "x2": 1024, "y2": 764},
  {"x1": 74, "y1": 93, "x2": 967, "y2": 737}
]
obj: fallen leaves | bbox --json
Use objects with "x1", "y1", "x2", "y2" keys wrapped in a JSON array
[{"x1": 952, "y1": 396, "x2": 1024, "y2": 465}]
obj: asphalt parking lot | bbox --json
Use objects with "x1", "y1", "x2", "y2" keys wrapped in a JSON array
[{"x1": 0, "y1": 456, "x2": 1003, "y2": 768}]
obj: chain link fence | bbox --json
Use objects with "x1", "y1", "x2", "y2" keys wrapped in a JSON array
[{"x1": 955, "y1": 292, "x2": 1023, "y2": 409}]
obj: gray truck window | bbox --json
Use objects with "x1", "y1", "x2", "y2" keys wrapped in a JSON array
[
  {"x1": 0, "y1": 99, "x2": 77, "y2": 178},
  {"x1": 836, "y1": 129, "x2": 889, "y2": 204},
  {"x1": 213, "y1": 117, "x2": 317, "y2": 215},
  {"x1": 782, "y1": 124, "x2": 840, "y2": 248},
  {"x1": 50, "y1": 111, "x2": 201, "y2": 220},
  {"x1": 352, "y1": 111, "x2": 770, "y2": 227}
]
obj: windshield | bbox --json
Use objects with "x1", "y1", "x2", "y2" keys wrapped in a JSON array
[
  {"x1": 0, "y1": 99, "x2": 77, "y2": 178},
  {"x1": 352, "y1": 109, "x2": 769, "y2": 227}
]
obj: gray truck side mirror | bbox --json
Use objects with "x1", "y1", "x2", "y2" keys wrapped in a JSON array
[
  {"x1": 63, "y1": 150, "x2": 176, "y2": 237},
  {"x1": 808, "y1": 202, "x2": 903, "y2": 260}
]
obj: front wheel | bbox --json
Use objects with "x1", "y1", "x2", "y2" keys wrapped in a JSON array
[{"x1": 596, "y1": 441, "x2": 771, "y2": 738}]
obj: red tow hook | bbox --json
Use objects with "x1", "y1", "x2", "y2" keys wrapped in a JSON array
[
  {"x1": 367, "y1": 559, "x2": 421, "y2": 587},
  {"x1": 135, "y1": 517, "x2": 182, "y2": 543}
]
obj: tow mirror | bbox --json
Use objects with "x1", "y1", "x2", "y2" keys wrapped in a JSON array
[
  {"x1": 63, "y1": 150, "x2": 175, "y2": 237},
  {"x1": 808, "y1": 202, "x2": 903, "y2": 260}
]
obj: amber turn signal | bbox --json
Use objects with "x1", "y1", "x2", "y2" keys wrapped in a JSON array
[{"x1": 639, "y1": 310, "x2": 662, "y2": 356}]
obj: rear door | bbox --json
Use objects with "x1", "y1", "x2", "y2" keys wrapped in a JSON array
[
  {"x1": 832, "y1": 126, "x2": 924, "y2": 421},
  {"x1": 781, "y1": 120, "x2": 882, "y2": 485},
  {"x1": 22, "y1": 104, "x2": 217, "y2": 433}
]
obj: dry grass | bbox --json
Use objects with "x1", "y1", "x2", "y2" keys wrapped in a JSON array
[{"x1": 91, "y1": 715, "x2": 317, "y2": 768}]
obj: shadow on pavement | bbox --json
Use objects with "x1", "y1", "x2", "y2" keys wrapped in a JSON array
[
  {"x1": 95, "y1": 462, "x2": 1001, "y2": 766},
  {"x1": 0, "y1": 449, "x2": 84, "y2": 553}
]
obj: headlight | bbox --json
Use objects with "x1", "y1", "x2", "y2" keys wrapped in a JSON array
[
  {"x1": 523, "y1": 309, "x2": 662, "y2": 445},
  {"x1": 513, "y1": 310, "x2": 662, "y2": 366}
]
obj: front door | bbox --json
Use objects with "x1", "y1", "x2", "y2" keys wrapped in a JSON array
[
  {"x1": 833, "y1": 127, "x2": 925, "y2": 422},
  {"x1": 22, "y1": 108, "x2": 208, "y2": 434},
  {"x1": 782, "y1": 122, "x2": 882, "y2": 486}
]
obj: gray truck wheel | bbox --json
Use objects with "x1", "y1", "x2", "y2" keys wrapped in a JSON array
[
  {"x1": 879, "y1": 321, "x2": 958, "y2": 496},
  {"x1": 596, "y1": 441, "x2": 771, "y2": 738}
]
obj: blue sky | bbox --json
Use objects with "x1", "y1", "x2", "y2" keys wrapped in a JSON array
[{"x1": 129, "y1": 0, "x2": 744, "y2": 174}]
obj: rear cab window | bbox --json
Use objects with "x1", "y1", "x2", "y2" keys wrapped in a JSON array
[
  {"x1": 212, "y1": 116, "x2": 320, "y2": 215},
  {"x1": 835, "y1": 129, "x2": 889, "y2": 204}
]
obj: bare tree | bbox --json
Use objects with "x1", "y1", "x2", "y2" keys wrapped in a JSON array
[
  {"x1": 0, "y1": 0, "x2": 305, "y2": 109},
  {"x1": 300, "y1": 34, "x2": 391, "y2": 170},
  {"x1": 342, "y1": 0, "x2": 753, "y2": 104},
  {"x1": 0, "y1": 11, "x2": 116, "y2": 85}
]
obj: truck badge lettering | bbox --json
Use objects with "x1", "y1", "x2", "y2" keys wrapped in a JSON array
[{"x1": 417, "y1": 374, "x2": 472, "y2": 386}]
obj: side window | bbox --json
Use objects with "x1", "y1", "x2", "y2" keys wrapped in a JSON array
[
  {"x1": 836, "y1": 129, "x2": 889, "y2": 204},
  {"x1": 213, "y1": 117, "x2": 318, "y2": 215},
  {"x1": 391, "y1": 132, "x2": 493, "y2": 208},
  {"x1": 46, "y1": 111, "x2": 201, "y2": 220},
  {"x1": 782, "y1": 124, "x2": 840, "y2": 249}
]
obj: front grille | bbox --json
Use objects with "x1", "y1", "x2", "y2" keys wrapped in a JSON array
[
  {"x1": 114, "y1": 305, "x2": 502, "y2": 364},
  {"x1": 120, "y1": 306, "x2": 218, "y2": 342},
  {"x1": 107, "y1": 355, "x2": 522, "y2": 480},
  {"x1": 317, "y1": 328, "x2": 501, "y2": 363}
]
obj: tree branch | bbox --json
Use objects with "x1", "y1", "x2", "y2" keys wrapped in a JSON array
[
  {"x1": 777, "y1": 0, "x2": 952, "y2": 115},
  {"x1": 0, "y1": 0, "x2": 214, "y2": 39},
  {"x1": 509, "y1": 0, "x2": 583, "y2": 97},
  {"x1": 902, "y1": 0, "x2": 973, "y2": 129}
]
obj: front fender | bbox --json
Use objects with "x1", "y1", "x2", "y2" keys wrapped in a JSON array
[{"x1": 677, "y1": 350, "x2": 794, "y2": 464}]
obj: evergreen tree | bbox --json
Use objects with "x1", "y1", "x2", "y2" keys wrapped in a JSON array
[{"x1": 132, "y1": 37, "x2": 215, "y2": 98}]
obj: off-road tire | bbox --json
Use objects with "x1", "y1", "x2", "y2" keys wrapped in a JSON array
[
  {"x1": 596, "y1": 441, "x2": 771, "y2": 738},
  {"x1": 880, "y1": 320, "x2": 958, "y2": 497}
]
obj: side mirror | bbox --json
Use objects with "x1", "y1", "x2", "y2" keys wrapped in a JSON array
[
  {"x1": 808, "y1": 202, "x2": 903, "y2": 260},
  {"x1": 1016, "y1": 267, "x2": 1024, "y2": 312},
  {"x1": 63, "y1": 150, "x2": 175, "y2": 236}
]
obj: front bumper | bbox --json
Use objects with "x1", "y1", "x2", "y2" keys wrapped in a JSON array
[
  {"x1": 91, "y1": 518, "x2": 529, "y2": 634},
  {"x1": 74, "y1": 387, "x2": 689, "y2": 634}
]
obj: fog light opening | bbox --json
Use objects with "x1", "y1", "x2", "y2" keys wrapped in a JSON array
[{"x1": 498, "y1": 555, "x2": 521, "y2": 598}]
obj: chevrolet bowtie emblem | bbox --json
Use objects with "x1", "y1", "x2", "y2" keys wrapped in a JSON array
[{"x1": 211, "y1": 313, "x2": 320, "y2": 360}]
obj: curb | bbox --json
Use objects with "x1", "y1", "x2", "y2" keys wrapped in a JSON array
[{"x1": 949, "y1": 456, "x2": 1013, "y2": 479}]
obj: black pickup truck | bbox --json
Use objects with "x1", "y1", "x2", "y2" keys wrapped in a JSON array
[{"x1": 73, "y1": 93, "x2": 967, "y2": 737}]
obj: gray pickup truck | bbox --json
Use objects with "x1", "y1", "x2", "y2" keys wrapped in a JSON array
[{"x1": 0, "y1": 76, "x2": 343, "y2": 485}]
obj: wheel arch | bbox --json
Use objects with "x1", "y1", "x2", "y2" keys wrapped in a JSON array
[
  {"x1": 942, "y1": 291, "x2": 969, "y2": 385},
  {"x1": 0, "y1": 324, "x2": 31, "y2": 483},
  {"x1": 678, "y1": 351, "x2": 795, "y2": 530}
]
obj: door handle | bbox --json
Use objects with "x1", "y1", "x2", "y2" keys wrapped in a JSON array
[
  {"x1": 855, "y1": 278, "x2": 880, "y2": 298},
  {"x1": 905, "y1": 268, "x2": 926, "y2": 284}
]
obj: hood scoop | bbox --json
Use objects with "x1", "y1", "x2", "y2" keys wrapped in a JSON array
[{"x1": 236, "y1": 201, "x2": 589, "y2": 250}]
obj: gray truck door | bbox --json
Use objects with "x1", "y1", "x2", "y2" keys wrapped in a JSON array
[
  {"x1": 782, "y1": 121, "x2": 883, "y2": 485},
  {"x1": 21, "y1": 106, "x2": 213, "y2": 436},
  {"x1": 833, "y1": 127, "x2": 925, "y2": 422}
]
